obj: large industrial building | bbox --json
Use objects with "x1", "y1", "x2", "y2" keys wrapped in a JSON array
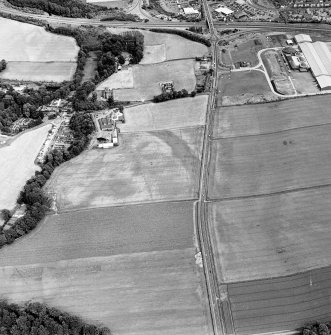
[{"x1": 296, "y1": 34, "x2": 331, "y2": 90}]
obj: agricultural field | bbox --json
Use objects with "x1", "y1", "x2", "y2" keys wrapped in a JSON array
[
  {"x1": 208, "y1": 186, "x2": 331, "y2": 282},
  {"x1": 108, "y1": 28, "x2": 209, "y2": 62},
  {"x1": 212, "y1": 95, "x2": 331, "y2": 138},
  {"x1": 46, "y1": 127, "x2": 204, "y2": 211},
  {"x1": 217, "y1": 70, "x2": 276, "y2": 106},
  {"x1": 87, "y1": 0, "x2": 130, "y2": 8},
  {"x1": 120, "y1": 95, "x2": 208, "y2": 133},
  {"x1": 0, "y1": 62, "x2": 77, "y2": 82},
  {"x1": 227, "y1": 267, "x2": 331, "y2": 335},
  {"x1": 0, "y1": 17, "x2": 78, "y2": 82},
  {"x1": 0, "y1": 124, "x2": 51, "y2": 211},
  {"x1": 0, "y1": 202, "x2": 211, "y2": 335},
  {"x1": 98, "y1": 60, "x2": 196, "y2": 101},
  {"x1": 230, "y1": 38, "x2": 265, "y2": 67},
  {"x1": 209, "y1": 123, "x2": 331, "y2": 199}
]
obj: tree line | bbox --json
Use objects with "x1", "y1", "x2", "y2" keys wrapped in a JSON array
[
  {"x1": 153, "y1": 89, "x2": 196, "y2": 103},
  {"x1": 6, "y1": 0, "x2": 109, "y2": 18},
  {"x1": 0, "y1": 300, "x2": 110, "y2": 335},
  {"x1": 149, "y1": 28, "x2": 211, "y2": 47},
  {"x1": 0, "y1": 112, "x2": 95, "y2": 247}
]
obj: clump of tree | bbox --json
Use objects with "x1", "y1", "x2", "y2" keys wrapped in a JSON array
[
  {"x1": 0, "y1": 59, "x2": 7, "y2": 72},
  {"x1": 0, "y1": 300, "x2": 111, "y2": 335},
  {"x1": 149, "y1": 28, "x2": 211, "y2": 47},
  {"x1": 0, "y1": 11, "x2": 47, "y2": 26},
  {"x1": 153, "y1": 89, "x2": 197, "y2": 103},
  {"x1": 7, "y1": 0, "x2": 110, "y2": 18},
  {"x1": 0, "y1": 85, "x2": 50, "y2": 134},
  {"x1": 301, "y1": 322, "x2": 331, "y2": 335}
]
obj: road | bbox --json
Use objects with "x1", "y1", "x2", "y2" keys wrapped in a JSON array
[{"x1": 194, "y1": 2, "x2": 235, "y2": 335}]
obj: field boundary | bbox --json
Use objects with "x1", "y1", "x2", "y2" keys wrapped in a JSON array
[{"x1": 207, "y1": 181, "x2": 331, "y2": 202}]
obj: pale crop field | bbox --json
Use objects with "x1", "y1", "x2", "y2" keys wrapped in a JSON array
[
  {"x1": 97, "y1": 67, "x2": 134, "y2": 91},
  {"x1": 111, "y1": 60, "x2": 196, "y2": 101},
  {"x1": 140, "y1": 44, "x2": 166, "y2": 64},
  {"x1": 0, "y1": 124, "x2": 51, "y2": 211},
  {"x1": 46, "y1": 127, "x2": 204, "y2": 211},
  {"x1": 0, "y1": 18, "x2": 79, "y2": 62},
  {"x1": 0, "y1": 202, "x2": 211, "y2": 335},
  {"x1": 0, "y1": 62, "x2": 77, "y2": 82},
  {"x1": 0, "y1": 17, "x2": 78, "y2": 82},
  {"x1": 120, "y1": 95, "x2": 208, "y2": 133}
]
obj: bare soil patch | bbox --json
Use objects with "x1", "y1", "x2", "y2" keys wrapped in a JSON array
[
  {"x1": 120, "y1": 95, "x2": 208, "y2": 133},
  {"x1": 217, "y1": 70, "x2": 274, "y2": 106},
  {"x1": 0, "y1": 124, "x2": 51, "y2": 211},
  {"x1": 46, "y1": 127, "x2": 203, "y2": 211}
]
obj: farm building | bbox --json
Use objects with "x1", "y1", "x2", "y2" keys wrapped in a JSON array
[
  {"x1": 298, "y1": 38, "x2": 331, "y2": 90},
  {"x1": 214, "y1": 6, "x2": 234, "y2": 16},
  {"x1": 294, "y1": 34, "x2": 312, "y2": 43},
  {"x1": 183, "y1": 7, "x2": 200, "y2": 18}
]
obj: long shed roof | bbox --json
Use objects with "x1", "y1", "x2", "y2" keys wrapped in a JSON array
[{"x1": 299, "y1": 41, "x2": 331, "y2": 89}]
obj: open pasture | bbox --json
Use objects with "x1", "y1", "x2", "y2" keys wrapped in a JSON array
[
  {"x1": 216, "y1": 70, "x2": 272, "y2": 106},
  {"x1": 99, "y1": 60, "x2": 196, "y2": 102},
  {"x1": 0, "y1": 17, "x2": 79, "y2": 62},
  {"x1": 0, "y1": 124, "x2": 51, "y2": 211},
  {"x1": 213, "y1": 95, "x2": 331, "y2": 138},
  {"x1": 0, "y1": 62, "x2": 77, "y2": 83},
  {"x1": 0, "y1": 201, "x2": 195, "y2": 266},
  {"x1": 0, "y1": 202, "x2": 210, "y2": 335},
  {"x1": 227, "y1": 267, "x2": 331, "y2": 335},
  {"x1": 120, "y1": 95, "x2": 208, "y2": 133},
  {"x1": 208, "y1": 186, "x2": 331, "y2": 282},
  {"x1": 208, "y1": 123, "x2": 331, "y2": 199},
  {"x1": 46, "y1": 127, "x2": 203, "y2": 211}
]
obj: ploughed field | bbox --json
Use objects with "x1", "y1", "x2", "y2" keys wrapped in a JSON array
[
  {"x1": 227, "y1": 267, "x2": 331, "y2": 335},
  {"x1": 0, "y1": 202, "x2": 211, "y2": 335},
  {"x1": 97, "y1": 60, "x2": 196, "y2": 101},
  {"x1": 0, "y1": 17, "x2": 78, "y2": 82},
  {"x1": 208, "y1": 95, "x2": 331, "y2": 334},
  {"x1": 46, "y1": 127, "x2": 203, "y2": 211}
]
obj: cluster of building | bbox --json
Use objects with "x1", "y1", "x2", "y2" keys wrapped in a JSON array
[
  {"x1": 182, "y1": 7, "x2": 201, "y2": 19},
  {"x1": 160, "y1": 81, "x2": 174, "y2": 93},
  {"x1": 10, "y1": 118, "x2": 32, "y2": 134},
  {"x1": 293, "y1": 0, "x2": 331, "y2": 7},
  {"x1": 36, "y1": 116, "x2": 72, "y2": 164},
  {"x1": 95, "y1": 108, "x2": 125, "y2": 149},
  {"x1": 37, "y1": 98, "x2": 73, "y2": 114},
  {"x1": 290, "y1": 34, "x2": 331, "y2": 90}
]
